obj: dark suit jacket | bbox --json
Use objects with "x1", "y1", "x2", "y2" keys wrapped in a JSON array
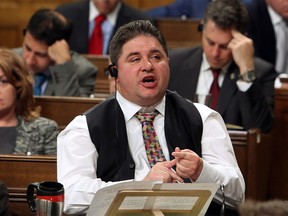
[
  {"x1": 56, "y1": 0, "x2": 154, "y2": 54},
  {"x1": 13, "y1": 48, "x2": 97, "y2": 97},
  {"x1": 246, "y1": 0, "x2": 277, "y2": 66},
  {"x1": 168, "y1": 46, "x2": 277, "y2": 133}
]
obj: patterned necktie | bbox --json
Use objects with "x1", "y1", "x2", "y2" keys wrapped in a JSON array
[
  {"x1": 209, "y1": 68, "x2": 221, "y2": 109},
  {"x1": 134, "y1": 110, "x2": 166, "y2": 167},
  {"x1": 33, "y1": 73, "x2": 47, "y2": 96},
  {"x1": 88, "y1": 15, "x2": 106, "y2": 54}
]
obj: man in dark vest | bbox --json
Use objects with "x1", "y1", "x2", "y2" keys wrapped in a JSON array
[{"x1": 57, "y1": 20, "x2": 245, "y2": 216}]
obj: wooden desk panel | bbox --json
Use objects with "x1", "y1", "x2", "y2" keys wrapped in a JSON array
[
  {"x1": 156, "y1": 18, "x2": 202, "y2": 48},
  {"x1": 1, "y1": 129, "x2": 270, "y2": 215},
  {"x1": 124, "y1": 0, "x2": 175, "y2": 10},
  {"x1": 82, "y1": 54, "x2": 110, "y2": 95},
  {"x1": 0, "y1": 155, "x2": 57, "y2": 216},
  {"x1": 0, "y1": 0, "x2": 73, "y2": 48},
  {"x1": 229, "y1": 129, "x2": 271, "y2": 200},
  {"x1": 269, "y1": 89, "x2": 288, "y2": 199},
  {"x1": 35, "y1": 96, "x2": 105, "y2": 130}
]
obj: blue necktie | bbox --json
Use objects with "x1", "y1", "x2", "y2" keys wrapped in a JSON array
[{"x1": 33, "y1": 74, "x2": 47, "y2": 96}]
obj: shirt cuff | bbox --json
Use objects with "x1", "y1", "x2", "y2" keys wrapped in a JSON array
[
  {"x1": 236, "y1": 79, "x2": 252, "y2": 92},
  {"x1": 193, "y1": 159, "x2": 218, "y2": 183}
]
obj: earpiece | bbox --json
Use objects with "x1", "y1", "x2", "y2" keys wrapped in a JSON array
[
  {"x1": 108, "y1": 63, "x2": 118, "y2": 78},
  {"x1": 197, "y1": 22, "x2": 203, "y2": 32}
]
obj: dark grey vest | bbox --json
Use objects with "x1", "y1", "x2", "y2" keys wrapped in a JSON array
[{"x1": 86, "y1": 90, "x2": 203, "y2": 182}]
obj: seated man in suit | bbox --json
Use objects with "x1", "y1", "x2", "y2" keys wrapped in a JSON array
[
  {"x1": 246, "y1": 0, "x2": 288, "y2": 87},
  {"x1": 13, "y1": 9, "x2": 98, "y2": 97},
  {"x1": 168, "y1": 0, "x2": 277, "y2": 133},
  {"x1": 146, "y1": 0, "x2": 253, "y2": 19},
  {"x1": 56, "y1": 0, "x2": 154, "y2": 55}
]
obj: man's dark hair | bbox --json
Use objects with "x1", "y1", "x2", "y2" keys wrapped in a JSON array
[
  {"x1": 24, "y1": 8, "x2": 73, "y2": 46},
  {"x1": 109, "y1": 20, "x2": 168, "y2": 65},
  {"x1": 203, "y1": 0, "x2": 248, "y2": 34}
]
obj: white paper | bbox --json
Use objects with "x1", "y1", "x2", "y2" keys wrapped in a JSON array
[{"x1": 87, "y1": 182, "x2": 219, "y2": 216}]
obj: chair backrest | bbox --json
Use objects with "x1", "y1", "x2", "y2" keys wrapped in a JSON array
[
  {"x1": 82, "y1": 54, "x2": 110, "y2": 95},
  {"x1": 35, "y1": 96, "x2": 105, "y2": 130},
  {"x1": 156, "y1": 18, "x2": 202, "y2": 48}
]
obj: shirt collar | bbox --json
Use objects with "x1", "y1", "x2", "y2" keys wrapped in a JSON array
[
  {"x1": 201, "y1": 53, "x2": 211, "y2": 72},
  {"x1": 116, "y1": 91, "x2": 166, "y2": 122},
  {"x1": 89, "y1": 0, "x2": 121, "y2": 26},
  {"x1": 267, "y1": 4, "x2": 283, "y2": 25}
]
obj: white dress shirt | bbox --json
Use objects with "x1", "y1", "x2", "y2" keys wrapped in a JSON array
[
  {"x1": 196, "y1": 54, "x2": 252, "y2": 105},
  {"x1": 268, "y1": 5, "x2": 288, "y2": 75},
  {"x1": 57, "y1": 91, "x2": 245, "y2": 214}
]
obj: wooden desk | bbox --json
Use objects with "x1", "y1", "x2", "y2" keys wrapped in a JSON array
[
  {"x1": 1, "y1": 129, "x2": 271, "y2": 215},
  {"x1": 229, "y1": 129, "x2": 272, "y2": 200},
  {"x1": 0, "y1": 155, "x2": 57, "y2": 216},
  {"x1": 156, "y1": 18, "x2": 202, "y2": 48},
  {"x1": 35, "y1": 96, "x2": 105, "y2": 130},
  {"x1": 268, "y1": 88, "x2": 288, "y2": 199}
]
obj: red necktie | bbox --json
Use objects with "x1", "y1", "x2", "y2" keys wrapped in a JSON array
[
  {"x1": 210, "y1": 68, "x2": 221, "y2": 109},
  {"x1": 88, "y1": 15, "x2": 106, "y2": 54}
]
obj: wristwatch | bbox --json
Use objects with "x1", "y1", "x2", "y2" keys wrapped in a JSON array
[{"x1": 240, "y1": 70, "x2": 256, "y2": 83}]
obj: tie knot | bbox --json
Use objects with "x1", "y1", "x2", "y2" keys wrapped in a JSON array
[
  {"x1": 134, "y1": 110, "x2": 159, "y2": 123},
  {"x1": 211, "y1": 68, "x2": 221, "y2": 79},
  {"x1": 95, "y1": 15, "x2": 106, "y2": 24},
  {"x1": 34, "y1": 73, "x2": 47, "y2": 86},
  {"x1": 34, "y1": 73, "x2": 47, "y2": 96}
]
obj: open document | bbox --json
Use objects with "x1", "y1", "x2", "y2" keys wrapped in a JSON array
[{"x1": 87, "y1": 181, "x2": 219, "y2": 216}]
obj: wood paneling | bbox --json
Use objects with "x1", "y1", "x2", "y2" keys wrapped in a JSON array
[
  {"x1": 156, "y1": 18, "x2": 202, "y2": 48},
  {"x1": 35, "y1": 96, "x2": 105, "y2": 130},
  {"x1": 0, "y1": 0, "x2": 76, "y2": 48},
  {"x1": 268, "y1": 88, "x2": 288, "y2": 199},
  {"x1": 0, "y1": 0, "x2": 175, "y2": 49},
  {"x1": 123, "y1": 0, "x2": 175, "y2": 10},
  {"x1": 0, "y1": 129, "x2": 269, "y2": 215},
  {"x1": 230, "y1": 129, "x2": 272, "y2": 200},
  {"x1": 82, "y1": 54, "x2": 110, "y2": 95},
  {"x1": 0, "y1": 155, "x2": 57, "y2": 216}
]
